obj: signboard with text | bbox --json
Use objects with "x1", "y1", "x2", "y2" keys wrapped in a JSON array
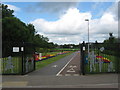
[{"x1": 13, "y1": 47, "x2": 19, "y2": 52}]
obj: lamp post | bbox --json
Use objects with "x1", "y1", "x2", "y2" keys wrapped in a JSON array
[{"x1": 85, "y1": 19, "x2": 89, "y2": 55}]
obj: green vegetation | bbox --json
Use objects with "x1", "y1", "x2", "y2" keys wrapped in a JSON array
[
  {"x1": 53, "y1": 48, "x2": 79, "y2": 51},
  {"x1": 36, "y1": 51, "x2": 74, "y2": 70},
  {"x1": 1, "y1": 4, "x2": 58, "y2": 57}
]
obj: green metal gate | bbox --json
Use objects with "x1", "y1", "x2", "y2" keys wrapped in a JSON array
[
  {"x1": 80, "y1": 42, "x2": 119, "y2": 75},
  {"x1": 1, "y1": 42, "x2": 35, "y2": 75}
]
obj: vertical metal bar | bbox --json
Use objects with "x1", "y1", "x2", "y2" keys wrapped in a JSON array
[
  {"x1": 33, "y1": 44, "x2": 36, "y2": 71},
  {"x1": 88, "y1": 20, "x2": 89, "y2": 55},
  {"x1": 21, "y1": 42, "x2": 24, "y2": 75},
  {"x1": 80, "y1": 43, "x2": 82, "y2": 75},
  {"x1": 82, "y1": 49, "x2": 85, "y2": 75},
  {"x1": 81, "y1": 41, "x2": 85, "y2": 75}
]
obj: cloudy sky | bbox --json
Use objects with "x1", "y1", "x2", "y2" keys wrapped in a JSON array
[{"x1": 4, "y1": 1, "x2": 118, "y2": 44}]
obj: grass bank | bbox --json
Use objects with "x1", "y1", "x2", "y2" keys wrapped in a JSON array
[{"x1": 36, "y1": 51, "x2": 74, "y2": 70}]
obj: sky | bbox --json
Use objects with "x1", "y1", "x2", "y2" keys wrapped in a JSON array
[{"x1": 3, "y1": 1, "x2": 118, "y2": 45}]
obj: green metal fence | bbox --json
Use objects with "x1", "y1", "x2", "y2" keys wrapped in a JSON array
[
  {"x1": 80, "y1": 42, "x2": 119, "y2": 75},
  {"x1": 1, "y1": 42, "x2": 35, "y2": 75}
]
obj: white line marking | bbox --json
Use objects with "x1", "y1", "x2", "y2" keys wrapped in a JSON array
[
  {"x1": 69, "y1": 65, "x2": 77, "y2": 68},
  {"x1": 56, "y1": 52, "x2": 78, "y2": 76},
  {"x1": 52, "y1": 65, "x2": 58, "y2": 68},
  {"x1": 57, "y1": 74, "x2": 63, "y2": 76},
  {"x1": 67, "y1": 68, "x2": 75, "y2": 72}
]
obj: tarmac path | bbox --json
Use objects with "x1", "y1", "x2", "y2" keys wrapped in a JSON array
[
  {"x1": 56, "y1": 51, "x2": 80, "y2": 76},
  {"x1": 27, "y1": 51, "x2": 80, "y2": 76}
]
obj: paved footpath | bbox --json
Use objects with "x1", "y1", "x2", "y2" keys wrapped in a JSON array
[
  {"x1": 56, "y1": 51, "x2": 80, "y2": 76},
  {"x1": 27, "y1": 52, "x2": 78, "y2": 76},
  {"x1": 1, "y1": 51, "x2": 119, "y2": 88}
]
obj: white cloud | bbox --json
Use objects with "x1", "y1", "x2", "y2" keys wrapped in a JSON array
[
  {"x1": 31, "y1": 8, "x2": 92, "y2": 35},
  {"x1": 91, "y1": 13, "x2": 118, "y2": 34},
  {"x1": 105, "y1": 2, "x2": 118, "y2": 20},
  {"x1": 30, "y1": 6, "x2": 118, "y2": 44}
]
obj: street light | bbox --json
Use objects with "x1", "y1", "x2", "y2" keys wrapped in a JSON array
[{"x1": 85, "y1": 19, "x2": 89, "y2": 55}]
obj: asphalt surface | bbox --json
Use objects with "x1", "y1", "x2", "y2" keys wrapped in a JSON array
[
  {"x1": 57, "y1": 51, "x2": 80, "y2": 76},
  {"x1": 2, "y1": 74, "x2": 118, "y2": 88},
  {"x1": 2, "y1": 51, "x2": 119, "y2": 88},
  {"x1": 27, "y1": 52, "x2": 77, "y2": 76}
]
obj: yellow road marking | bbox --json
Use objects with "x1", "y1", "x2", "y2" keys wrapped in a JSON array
[{"x1": 2, "y1": 81, "x2": 28, "y2": 87}]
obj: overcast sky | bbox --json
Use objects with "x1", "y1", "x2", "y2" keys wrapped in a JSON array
[{"x1": 4, "y1": 1, "x2": 118, "y2": 44}]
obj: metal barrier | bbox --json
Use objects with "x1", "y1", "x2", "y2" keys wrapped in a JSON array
[
  {"x1": 1, "y1": 42, "x2": 35, "y2": 75},
  {"x1": 80, "y1": 42, "x2": 119, "y2": 75}
]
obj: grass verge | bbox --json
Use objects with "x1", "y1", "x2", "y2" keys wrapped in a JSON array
[{"x1": 36, "y1": 51, "x2": 74, "y2": 70}]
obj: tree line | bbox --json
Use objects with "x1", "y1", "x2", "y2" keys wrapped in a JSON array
[{"x1": 1, "y1": 4, "x2": 58, "y2": 54}]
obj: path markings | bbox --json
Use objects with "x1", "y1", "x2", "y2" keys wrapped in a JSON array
[
  {"x1": 2, "y1": 81, "x2": 28, "y2": 87},
  {"x1": 67, "y1": 65, "x2": 77, "y2": 73},
  {"x1": 52, "y1": 65, "x2": 58, "y2": 68},
  {"x1": 56, "y1": 52, "x2": 78, "y2": 76},
  {"x1": 65, "y1": 74, "x2": 71, "y2": 76}
]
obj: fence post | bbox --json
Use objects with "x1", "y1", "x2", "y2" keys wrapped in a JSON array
[
  {"x1": 80, "y1": 41, "x2": 85, "y2": 75},
  {"x1": 21, "y1": 42, "x2": 25, "y2": 75},
  {"x1": 33, "y1": 44, "x2": 36, "y2": 71},
  {"x1": 80, "y1": 43, "x2": 82, "y2": 75},
  {"x1": 116, "y1": 43, "x2": 120, "y2": 73}
]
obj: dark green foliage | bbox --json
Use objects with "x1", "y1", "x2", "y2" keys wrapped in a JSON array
[
  {"x1": 27, "y1": 24, "x2": 36, "y2": 42},
  {"x1": 1, "y1": 4, "x2": 14, "y2": 18},
  {"x1": 102, "y1": 33, "x2": 118, "y2": 56},
  {"x1": 60, "y1": 44, "x2": 79, "y2": 49},
  {"x1": 2, "y1": 17, "x2": 29, "y2": 42},
  {"x1": 2, "y1": 4, "x2": 57, "y2": 54},
  {"x1": 103, "y1": 33, "x2": 118, "y2": 44}
]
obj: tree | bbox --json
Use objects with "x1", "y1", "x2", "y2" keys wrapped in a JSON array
[
  {"x1": 2, "y1": 4, "x2": 57, "y2": 55},
  {"x1": 103, "y1": 33, "x2": 117, "y2": 43},
  {"x1": 27, "y1": 24, "x2": 36, "y2": 42},
  {"x1": 1, "y1": 4, "x2": 14, "y2": 18},
  {"x1": 109, "y1": 33, "x2": 113, "y2": 37},
  {"x1": 33, "y1": 34, "x2": 50, "y2": 48},
  {"x1": 2, "y1": 17, "x2": 30, "y2": 42},
  {"x1": 103, "y1": 33, "x2": 118, "y2": 56}
]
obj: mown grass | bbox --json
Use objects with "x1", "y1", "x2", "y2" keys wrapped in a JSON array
[{"x1": 36, "y1": 51, "x2": 74, "y2": 70}]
